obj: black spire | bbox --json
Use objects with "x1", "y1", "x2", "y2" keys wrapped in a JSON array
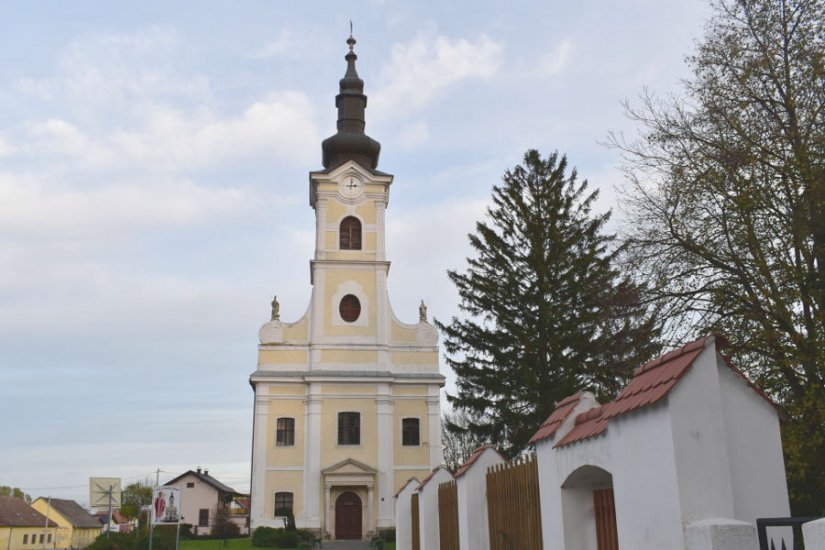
[{"x1": 321, "y1": 32, "x2": 381, "y2": 171}]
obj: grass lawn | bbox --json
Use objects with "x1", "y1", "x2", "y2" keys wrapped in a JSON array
[
  {"x1": 180, "y1": 538, "x2": 395, "y2": 550},
  {"x1": 181, "y1": 539, "x2": 253, "y2": 550}
]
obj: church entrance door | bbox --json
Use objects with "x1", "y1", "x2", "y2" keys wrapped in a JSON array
[{"x1": 335, "y1": 491, "x2": 362, "y2": 540}]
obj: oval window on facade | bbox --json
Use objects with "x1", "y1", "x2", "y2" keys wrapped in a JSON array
[{"x1": 339, "y1": 294, "x2": 361, "y2": 323}]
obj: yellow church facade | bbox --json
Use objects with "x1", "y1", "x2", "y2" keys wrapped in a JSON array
[{"x1": 248, "y1": 35, "x2": 444, "y2": 540}]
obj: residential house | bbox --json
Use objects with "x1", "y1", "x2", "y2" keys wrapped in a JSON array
[
  {"x1": 0, "y1": 497, "x2": 58, "y2": 550},
  {"x1": 163, "y1": 469, "x2": 249, "y2": 536},
  {"x1": 31, "y1": 499, "x2": 100, "y2": 550}
]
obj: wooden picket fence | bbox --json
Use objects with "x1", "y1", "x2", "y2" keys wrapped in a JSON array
[
  {"x1": 411, "y1": 492, "x2": 420, "y2": 550},
  {"x1": 438, "y1": 480, "x2": 460, "y2": 550},
  {"x1": 486, "y1": 453, "x2": 544, "y2": 550}
]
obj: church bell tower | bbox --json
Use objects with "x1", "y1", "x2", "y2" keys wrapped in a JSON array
[{"x1": 249, "y1": 34, "x2": 445, "y2": 540}]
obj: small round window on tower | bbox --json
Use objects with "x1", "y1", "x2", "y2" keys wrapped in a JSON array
[{"x1": 339, "y1": 295, "x2": 361, "y2": 323}]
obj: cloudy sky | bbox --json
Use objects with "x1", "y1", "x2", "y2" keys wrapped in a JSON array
[{"x1": 0, "y1": 0, "x2": 711, "y2": 505}]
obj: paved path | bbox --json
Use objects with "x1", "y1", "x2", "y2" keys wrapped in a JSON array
[{"x1": 321, "y1": 541, "x2": 372, "y2": 550}]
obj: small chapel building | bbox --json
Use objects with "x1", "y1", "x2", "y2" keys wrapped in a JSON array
[{"x1": 248, "y1": 35, "x2": 445, "y2": 540}]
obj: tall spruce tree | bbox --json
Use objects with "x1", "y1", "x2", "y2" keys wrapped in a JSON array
[{"x1": 437, "y1": 150, "x2": 660, "y2": 456}]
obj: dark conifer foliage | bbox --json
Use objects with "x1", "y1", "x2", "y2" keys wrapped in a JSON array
[{"x1": 436, "y1": 150, "x2": 660, "y2": 456}]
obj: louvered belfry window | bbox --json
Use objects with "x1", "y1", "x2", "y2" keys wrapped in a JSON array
[{"x1": 339, "y1": 216, "x2": 362, "y2": 250}]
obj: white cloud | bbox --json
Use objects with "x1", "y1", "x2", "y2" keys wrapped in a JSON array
[
  {"x1": 110, "y1": 92, "x2": 320, "y2": 170},
  {"x1": 371, "y1": 33, "x2": 503, "y2": 118},
  {"x1": 0, "y1": 171, "x2": 260, "y2": 238},
  {"x1": 0, "y1": 136, "x2": 14, "y2": 157},
  {"x1": 539, "y1": 39, "x2": 574, "y2": 77}
]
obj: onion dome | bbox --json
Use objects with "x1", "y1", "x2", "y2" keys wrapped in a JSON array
[{"x1": 321, "y1": 33, "x2": 381, "y2": 171}]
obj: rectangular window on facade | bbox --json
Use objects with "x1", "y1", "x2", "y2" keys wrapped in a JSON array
[
  {"x1": 186, "y1": 482, "x2": 195, "y2": 488},
  {"x1": 338, "y1": 412, "x2": 360, "y2": 445},
  {"x1": 23, "y1": 535, "x2": 28, "y2": 545},
  {"x1": 402, "y1": 417, "x2": 420, "y2": 446},
  {"x1": 198, "y1": 509, "x2": 209, "y2": 527},
  {"x1": 274, "y1": 492, "x2": 293, "y2": 517},
  {"x1": 48, "y1": 535, "x2": 52, "y2": 543},
  {"x1": 39, "y1": 535, "x2": 44, "y2": 544},
  {"x1": 276, "y1": 417, "x2": 295, "y2": 446}
]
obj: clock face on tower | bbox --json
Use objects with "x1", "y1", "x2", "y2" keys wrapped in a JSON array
[{"x1": 339, "y1": 175, "x2": 364, "y2": 198}]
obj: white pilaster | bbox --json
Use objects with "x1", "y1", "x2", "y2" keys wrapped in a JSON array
[
  {"x1": 250, "y1": 387, "x2": 270, "y2": 528},
  {"x1": 376, "y1": 383, "x2": 394, "y2": 527},
  {"x1": 368, "y1": 485, "x2": 375, "y2": 533},
  {"x1": 427, "y1": 392, "x2": 443, "y2": 466},
  {"x1": 302, "y1": 384, "x2": 322, "y2": 528}
]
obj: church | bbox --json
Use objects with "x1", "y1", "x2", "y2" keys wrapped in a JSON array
[{"x1": 248, "y1": 34, "x2": 445, "y2": 540}]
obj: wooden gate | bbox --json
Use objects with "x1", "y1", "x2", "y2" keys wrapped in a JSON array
[
  {"x1": 486, "y1": 454, "x2": 543, "y2": 550},
  {"x1": 438, "y1": 480, "x2": 459, "y2": 550},
  {"x1": 594, "y1": 488, "x2": 619, "y2": 550},
  {"x1": 411, "y1": 492, "x2": 420, "y2": 550}
]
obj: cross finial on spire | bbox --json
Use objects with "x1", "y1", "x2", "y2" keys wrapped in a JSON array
[{"x1": 347, "y1": 21, "x2": 356, "y2": 52}]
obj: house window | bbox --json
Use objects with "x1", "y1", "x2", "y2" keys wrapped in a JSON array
[
  {"x1": 198, "y1": 509, "x2": 209, "y2": 527},
  {"x1": 276, "y1": 417, "x2": 295, "y2": 446},
  {"x1": 47, "y1": 535, "x2": 52, "y2": 543},
  {"x1": 339, "y1": 216, "x2": 362, "y2": 250},
  {"x1": 402, "y1": 418, "x2": 420, "y2": 446},
  {"x1": 338, "y1": 412, "x2": 360, "y2": 445},
  {"x1": 186, "y1": 482, "x2": 195, "y2": 488},
  {"x1": 339, "y1": 295, "x2": 361, "y2": 323},
  {"x1": 39, "y1": 535, "x2": 44, "y2": 544},
  {"x1": 274, "y1": 492, "x2": 293, "y2": 517},
  {"x1": 23, "y1": 535, "x2": 28, "y2": 545}
]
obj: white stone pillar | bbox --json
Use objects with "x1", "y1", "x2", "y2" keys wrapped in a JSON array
[
  {"x1": 803, "y1": 518, "x2": 825, "y2": 549},
  {"x1": 376, "y1": 383, "x2": 394, "y2": 527},
  {"x1": 368, "y1": 485, "x2": 375, "y2": 533},
  {"x1": 427, "y1": 392, "x2": 442, "y2": 466},
  {"x1": 250, "y1": 388, "x2": 270, "y2": 528},
  {"x1": 324, "y1": 484, "x2": 331, "y2": 536},
  {"x1": 685, "y1": 518, "x2": 758, "y2": 550},
  {"x1": 302, "y1": 385, "x2": 323, "y2": 528}
]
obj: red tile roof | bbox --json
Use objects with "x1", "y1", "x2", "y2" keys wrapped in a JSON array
[
  {"x1": 393, "y1": 477, "x2": 420, "y2": 499},
  {"x1": 528, "y1": 392, "x2": 583, "y2": 445},
  {"x1": 555, "y1": 405, "x2": 609, "y2": 447},
  {"x1": 602, "y1": 338, "x2": 708, "y2": 421},
  {"x1": 535, "y1": 334, "x2": 777, "y2": 449},
  {"x1": 417, "y1": 466, "x2": 452, "y2": 491},
  {"x1": 454, "y1": 445, "x2": 507, "y2": 479}
]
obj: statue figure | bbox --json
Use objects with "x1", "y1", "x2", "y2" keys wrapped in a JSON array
[
  {"x1": 419, "y1": 300, "x2": 427, "y2": 322},
  {"x1": 271, "y1": 295, "x2": 280, "y2": 321}
]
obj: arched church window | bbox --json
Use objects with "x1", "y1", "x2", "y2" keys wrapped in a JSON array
[
  {"x1": 339, "y1": 295, "x2": 361, "y2": 323},
  {"x1": 339, "y1": 216, "x2": 362, "y2": 250}
]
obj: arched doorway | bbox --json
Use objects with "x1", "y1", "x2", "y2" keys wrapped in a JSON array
[
  {"x1": 561, "y1": 465, "x2": 619, "y2": 550},
  {"x1": 335, "y1": 491, "x2": 362, "y2": 540}
]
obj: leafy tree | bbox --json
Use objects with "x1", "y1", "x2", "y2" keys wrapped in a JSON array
[
  {"x1": 0, "y1": 486, "x2": 32, "y2": 503},
  {"x1": 441, "y1": 411, "x2": 485, "y2": 472},
  {"x1": 120, "y1": 481, "x2": 152, "y2": 521},
  {"x1": 612, "y1": 0, "x2": 825, "y2": 513},
  {"x1": 436, "y1": 149, "x2": 661, "y2": 456}
]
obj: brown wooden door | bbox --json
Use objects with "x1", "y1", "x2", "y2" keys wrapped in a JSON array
[
  {"x1": 594, "y1": 488, "x2": 619, "y2": 550},
  {"x1": 335, "y1": 491, "x2": 362, "y2": 540}
]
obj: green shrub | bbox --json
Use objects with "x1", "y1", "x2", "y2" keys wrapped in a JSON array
[
  {"x1": 378, "y1": 528, "x2": 395, "y2": 543},
  {"x1": 251, "y1": 527, "x2": 277, "y2": 547}
]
